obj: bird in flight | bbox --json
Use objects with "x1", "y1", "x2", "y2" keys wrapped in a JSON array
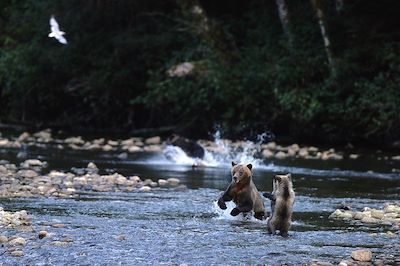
[{"x1": 48, "y1": 16, "x2": 67, "y2": 44}]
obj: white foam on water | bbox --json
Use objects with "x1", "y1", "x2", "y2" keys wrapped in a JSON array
[{"x1": 212, "y1": 201, "x2": 267, "y2": 224}]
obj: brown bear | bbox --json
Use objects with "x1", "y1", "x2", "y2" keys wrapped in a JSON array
[
  {"x1": 217, "y1": 161, "x2": 266, "y2": 220},
  {"x1": 263, "y1": 173, "x2": 295, "y2": 237}
]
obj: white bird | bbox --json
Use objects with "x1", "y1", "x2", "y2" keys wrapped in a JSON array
[{"x1": 48, "y1": 16, "x2": 67, "y2": 44}]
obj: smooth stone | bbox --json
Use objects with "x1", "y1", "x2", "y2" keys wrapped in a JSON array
[
  {"x1": 128, "y1": 146, "x2": 142, "y2": 153},
  {"x1": 0, "y1": 235, "x2": 8, "y2": 243},
  {"x1": 11, "y1": 250, "x2": 24, "y2": 257},
  {"x1": 262, "y1": 149, "x2": 274, "y2": 158},
  {"x1": 39, "y1": 230, "x2": 48, "y2": 239},
  {"x1": 158, "y1": 179, "x2": 168, "y2": 187},
  {"x1": 9, "y1": 237, "x2": 26, "y2": 246},
  {"x1": 145, "y1": 136, "x2": 161, "y2": 145},
  {"x1": 371, "y1": 209, "x2": 384, "y2": 219},
  {"x1": 349, "y1": 154, "x2": 359, "y2": 159},
  {"x1": 52, "y1": 241, "x2": 69, "y2": 246},
  {"x1": 87, "y1": 162, "x2": 98, "y2": 170},
  {"x1": 144, "y1": 145, "x2": 162, "y2": 152},
  {"x1": 139, "y1": 186, "x2": 151, "y2": 192},
  {"x1": 351, "y1": 249, "x2": 372, "y2": 262},
  {"x1": 52, "y1": 223, "x2": 65, "y2": 228},
  {"x1": 361, "y1": 216, "x2": 380, "y2": 224},
  {"x1": 102, "y1": 144, "x2": 114, "y2": 151},
  {"x1": 274, "y1": 151, "x2": 287, "y2": 160},
  {"x1": 167, "y1": 178, "x2": 180, "y2": 186},
  {"x1": 298, "y1": 148, "x2": 309, "y2": 157}
]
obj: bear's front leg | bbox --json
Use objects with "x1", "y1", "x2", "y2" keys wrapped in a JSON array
[
  {"x1": 230, "y1": 199, "x2": 253, "y2": 216},
  {"x1": 218, "y1": 184, "x2": 234, "y2": 210}
]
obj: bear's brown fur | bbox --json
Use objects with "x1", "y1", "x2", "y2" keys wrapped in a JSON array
[
  {"x1": 264, "y1": 173, "x2": 295, "y2": 237},
  {"x1": 217, "y1": 161, "x2": 265, "y2": 220}
]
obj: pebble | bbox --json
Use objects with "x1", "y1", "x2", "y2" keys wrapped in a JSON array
[
  {"x1": 9, "y1": 237, "x2": 26, "y2": 246},
  {"x1": 52, "y1": 223, "x2": 65, "y2": 228},
  {"x1": 139, "y1": 186, "x2": 151, "y2": 192},
  {"x1": 0, "y1": 235, "x2": 8, "y2": 243},
  {"x1": 158, "y1": 179, "x2": 168, "y2": 187},
  {"x1": 351, "y1": 249, "x2": 372, "y2": 262},
  {"x1": 11, "y1": 250, "x2": 24, "y2": 257}
]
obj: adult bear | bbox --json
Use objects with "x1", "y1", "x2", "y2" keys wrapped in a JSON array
[{"x1": 217, "y1": 161, "x2": 266, "y2": 220}]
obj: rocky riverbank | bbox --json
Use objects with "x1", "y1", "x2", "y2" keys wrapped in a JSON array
[
  {"x1": 329, "y1": 203, "x2": 400, "y2": 229},
  {"x1": 0, "y1": 159, "x2": 185, "y2": 199},
  {"x1": 1, "y1": 128, "x2": 394, "y2": 161}
]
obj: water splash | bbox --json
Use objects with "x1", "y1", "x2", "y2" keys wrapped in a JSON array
[
  {"x1": 212, "y1": 201, "x2": 267, "y2": 224},
  {"x1": 162, "y1": 130, "x2": 266, "y2": 167}
]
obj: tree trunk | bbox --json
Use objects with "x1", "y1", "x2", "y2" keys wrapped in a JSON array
[
  {"x1": 311, "y1": 0, "x2": 336, "y2": 76},
  {"x1": 275, "y1": 0, "x2": 293, "y2": 46}
]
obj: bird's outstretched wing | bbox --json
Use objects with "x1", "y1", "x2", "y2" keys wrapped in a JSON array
[
  {"x1": 49, "y1": 16, "x2": 60, "y2": 31},
  {"x1": 57, "y1": 35, "x2": 68, "y2": 44}
]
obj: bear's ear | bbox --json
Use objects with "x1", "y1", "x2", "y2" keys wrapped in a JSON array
[
  {"x1": 274, "y1": 175, "x2": 282, "y2": 182},
  {"x1": 231, "y1": 161, "x2": 238, "y2": 167},
  {"x1": 287, "y1": 173, "x2": 292, "y2": 180},
  {"x1": 247, "y1": 164, "x2": 253, "y2": 170}
]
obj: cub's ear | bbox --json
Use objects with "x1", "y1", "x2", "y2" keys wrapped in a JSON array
[
  {"x1": 274, "y1": 175, "x2": 282, "y2": 182},
  {"x1": 247, "y1": 164, "x2": 253, "y2": 170},
  {"x1": 287, "y1": 173, "x2": 292, "y2": 180},
  {"x1": 231, "y1": 161, "x2": 238, "y2": 167}
]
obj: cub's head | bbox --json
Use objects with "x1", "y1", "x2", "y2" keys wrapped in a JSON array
[
  {"x1": 231, "y1": 161, "x2": 253, "y2": 184},
  {"x1": 274, "y1": 173, "x2": 292, "y2": 188}
]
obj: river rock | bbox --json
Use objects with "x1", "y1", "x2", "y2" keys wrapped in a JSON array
[
  {"x1": 9, "y1": 237, "x2": 26, "y2": 246},
  {"x1": 102, "y1": 144, "x2": 114, "y2": 152},
  {"x1": 384, "y1": 204, "x2": 400, "y2": 214},
  {"x1": 115, "y1": 175, "x2": 127, "y2": 186},
  {"x1": 107, "y1": 140, "x2": 119, "y2": 146},
  {"x1": 145, "y1": 136, "x2": 161, "y2": 145},
  {"x1": 52, "y1": 223, "x2": 65, "y2": 228},
  {"x1": 349, "y1": 154, "x2": 359, "y2": 159},
  {"x1": 371, "y1": 209, "x2": 384, "y2": 219},
  {"x1": 17, "y1": 169, "x2": 38, "y2": 178},
  {"x1": 0, "y1": 235, "x2": 8, "y2": 243},
  {"x1": 65, "y1": 136, "x2": 84, "y2": 145},
  {"x1": 329, "y1": 209, "x2": 353, "y2": 220},
  {"x1": 11, "y1": 250, "x2": 24, "y2": 257},
  {"x1": 351, "y1": 249, "x2": 372, "y2": 262},
  {"x1": 361, "y1": 216, "x2": 380, "y2": 224},
  {"x1": 39, "y1": 230, "x2": 48, "y2": 239},
  {"x1": 298, "y1": 148, "x2": 309, "y2": 158},
  {"x1": 263, "y1": 142, "x2": 276, "y2": 150},
  {"x1": 158, "y1": 179, "x2": 168, "y2": 187},
  {"x1": 20, "y1": 159, "x2": 47, "y2": 168},
  {"x1": 274, "y1": 151, "x2": 287, "y2": 160},
  {"x1": 261, "y1": 149, "x2": 274, "y2": 159},
  {"x1": 167, "y1": 178, "x2": 180, "y2": 186},
  {"x1": 139, "y1": 186, "x2": 151, "y2": 192},
  {"x1": 144, "y1": 145, "x2": 162, "y2": 152},
  {"x1": 17, "y1": 132, "x2": 30, "y2": 142},
  {"x1": 128, "y1": 146, "x2": 142, "y2": 153}
]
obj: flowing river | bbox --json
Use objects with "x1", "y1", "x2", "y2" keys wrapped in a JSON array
[{"x1": 0, "y1": 134, "x2": 399, "y2": 265}]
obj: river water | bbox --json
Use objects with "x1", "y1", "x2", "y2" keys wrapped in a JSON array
[{"x1": 0, "y1": 140, "x2": 400, "y2": 265}]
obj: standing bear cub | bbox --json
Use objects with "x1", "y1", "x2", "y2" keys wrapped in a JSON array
[
  {"x1": 217, "y1": 161, "x2": 266, "y2": 220},
  {"x1": 263, "y1": 173, "x2": 295, "y2": 237}
]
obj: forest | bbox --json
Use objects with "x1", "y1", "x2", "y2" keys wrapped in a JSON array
[{"x1": 1, "y1": 0, "x2": 400, "y2": 144}]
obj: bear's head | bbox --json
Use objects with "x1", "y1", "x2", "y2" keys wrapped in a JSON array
[
  {"x1": 274, "y1": 173, "x2": 293, "y2": 189},
  {"x1": 231, "y1": 161, "x2": 253, "y2": 184}
]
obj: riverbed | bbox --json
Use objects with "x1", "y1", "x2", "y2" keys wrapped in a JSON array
[{"x1": 0, "y1": 137, "x2": 399, "y2": 265}]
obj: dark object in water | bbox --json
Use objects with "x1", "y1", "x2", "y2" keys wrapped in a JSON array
[{"x1": 166, "y1": 134, "x2": 205, "y2": 159}]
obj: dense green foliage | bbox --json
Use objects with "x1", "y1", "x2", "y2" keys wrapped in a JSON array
[{"x1": 1, "y1": 0, "x2": 399, "y2": 143}]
